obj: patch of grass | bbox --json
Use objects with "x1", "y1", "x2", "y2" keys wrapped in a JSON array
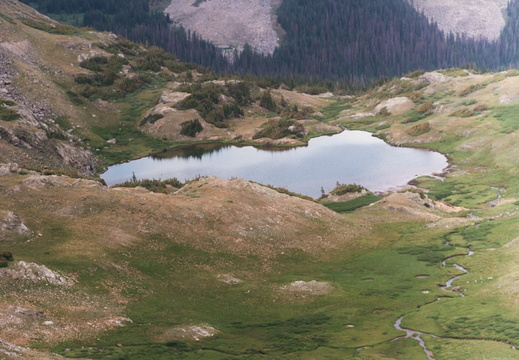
[
  {"x1": 323, "y1": 194, "x2": 380, "y2": 213},
  {"x1": 0, "y1": 99, "x2": 20, "y2": 121},
  {"x1": 22, "y1": 18, "x2": 80, "y2": 35},
  {"x1": 0, "y1": 12, "x2": 16, "y2": 24},
  {"x1": 493, "y1": 104, "x2": 519, "y2": 130}
]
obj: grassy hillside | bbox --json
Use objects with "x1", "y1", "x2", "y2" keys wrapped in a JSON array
[{"x1": 2, "y1": 1, "x2": 519, "y2": 359}]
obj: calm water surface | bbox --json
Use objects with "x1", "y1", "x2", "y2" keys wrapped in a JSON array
[{"x1": 101, "y1": 130, "x2": 448, "y2": 198}]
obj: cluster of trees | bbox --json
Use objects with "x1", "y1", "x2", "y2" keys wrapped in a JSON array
[
  {"x1": 229, "y1": 0, "x2": 519, "y2": 85},
  {"x1": 21, "y1": 0, "x2": 519, "y2": 87}
]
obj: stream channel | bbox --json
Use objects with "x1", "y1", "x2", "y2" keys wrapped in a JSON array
[
  {"x1": 391, "y1": 245, "x2": 517, "y2": 359},
  {"x1": 101, "y1": 130, "x2": 448, "y2": 198}
]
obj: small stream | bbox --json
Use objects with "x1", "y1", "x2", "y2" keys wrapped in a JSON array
[
  {"x1": 392, "y1": 248, "x2": 473, "y2": 359},
  {"x1": 394, "y1": 317, "x2": 437, "y2": 360}
]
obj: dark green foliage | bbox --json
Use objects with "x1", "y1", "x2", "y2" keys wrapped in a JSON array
[
  {"x1": 176, "y1": 83, "x2": 245, "y2": 127},
  {"x1": 398, "y1": 244, "x2": 452, "y2": 265},
  {"x1": 21, "y1": 18, "x2": 79, "y2": 35},
  {"x1": 223, "y1": 104, "x2": 244, "y2": 118},
  {"x1": 330, "y1": 183, "x2": 366, "y2": 196},
  {"x1": 0, "y1": 99, "x2": 16, "y2": 107},
  {"x1": 2, "y1": 251, "x2": 13, "y2": 261},
  {"x1": 225, "y1": 82, "x2": 252, "y2": 106},
  {"x1": 461, "y1": 222, "x2": 494, "y2": 242},
  {"x1": 323, "y1": 194, "x2": 380, "y2": 213},
  {"x1": 139, "y1": 113, "x2": 164, "y2": 126},
  {"x1": 115, "y1": 177, "x2": 183, "y2": 193},
  {"x1": 180, "y1": 119, "x2": 203, "y2": 137},
  {"x1": 79, "y1": 56, "x2": 109, "y2": 72},
  {"x1": 0, "y1": 251, "x2": 13, "y2": 268},
  {"x1": 259, "y1": 91, "x2": 277, "y2": 112},
  {"x1": 253, "y1": 119, "x2": 295, "y2": 139},
  {"x1": 0, "y1": 99, "x2": 21, "y2": 122},
  {"x1": 0, "y1": 12, "x2": 15, "y2": 24}
]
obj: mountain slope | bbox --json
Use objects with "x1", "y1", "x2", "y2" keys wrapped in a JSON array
[{"x1": 412, "y1": 0, "x2": 509, "y2": 40}]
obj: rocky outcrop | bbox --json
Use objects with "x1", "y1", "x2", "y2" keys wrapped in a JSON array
[
  {"x1": 1, "y1": 261, "x2": 73, "y2": 286},
  {"x1": 280, "y1": 280, "x2": 334, "y2": 296},
  {"x1": 0, "y1": 210, "x2": 30, "y2": 236}
]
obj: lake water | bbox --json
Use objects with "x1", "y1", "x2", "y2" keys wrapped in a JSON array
[{"x1": 101, "y1": 130, "x2": 448, "y2": 198}]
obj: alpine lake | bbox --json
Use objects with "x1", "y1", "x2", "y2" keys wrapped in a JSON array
[{"x1": 101, "y1": 130, "x2": 448, "y2": 198}]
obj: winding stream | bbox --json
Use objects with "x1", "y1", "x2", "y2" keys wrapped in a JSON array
[
  {"x1": 394, "y1": 317, "x2": 437, "y2": 360},
  {"x1": 391, "y1": 245, "x2": 518, "y2": 358},
  {"x1": 392, "y1": 248, "x2": 473, "y2": 359}
]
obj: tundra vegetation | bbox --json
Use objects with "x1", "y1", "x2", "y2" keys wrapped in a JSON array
[{"x1": 2, "y1": 1, "x2": 519, "y2": 360}]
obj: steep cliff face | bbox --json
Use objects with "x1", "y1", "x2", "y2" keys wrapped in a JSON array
[{"x1": 411, "y1": 0, "x2": 509, "y2": 40}]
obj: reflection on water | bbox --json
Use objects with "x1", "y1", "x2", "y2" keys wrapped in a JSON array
[{"x1": 101, "y1": 130, "x2": 448, "y2": 198}]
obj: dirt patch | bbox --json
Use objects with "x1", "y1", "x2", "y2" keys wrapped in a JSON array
[
  {"x1": 280, "y1": 280, "x2": 334, "y2": 296},
  {"x1": 217, "y1": 274, "x2": 242, "y2": 285},
  {"x1": 374, "y1": 97, "x2": 414, "y2": 116},
  {"x1": 159, "y1": 324, "x2": 218, "y2": 342}
]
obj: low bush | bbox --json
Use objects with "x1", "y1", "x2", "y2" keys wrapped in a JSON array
[
  {"x1": 459, "y1": 83, "x2": 484, "y2": 96},
  {"x1": 180, "y1": 119, "x2": 203, "y2": 137},
  {"x1": 449, "y1": 108, "x2": 475, "y2": 117},
  {"x1": 407, "y1": 122, "x2": 431, "y2": 136},
  {"x1": 115, "y1": 177, "x2": 183, "y2": 193},
  {"x1": 330, "y1": 183, "x2": 366, "y2": 196},
  {"x1": 0, "y1": 99, "x2": 20, "y2": 122},
  {"x1": 253, "y1": 119, "x2": 295, "y2": 139},
  {"x1": 139, "y1": 113, "x2": 164, "y2": 126}
]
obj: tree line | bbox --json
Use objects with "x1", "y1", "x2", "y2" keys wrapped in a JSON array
[{"x1": 20, "y1": 0, "x2": 519, "y2": 88}]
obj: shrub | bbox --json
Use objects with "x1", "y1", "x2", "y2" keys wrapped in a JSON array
[
  {"x1": 0, "y1": 99, "x2": 21, "y2": 122},
  {"x1": 226, "y1": 82, "x2": 252, "y2": 106},
  {"x1": 407, "y1": 122, "x2": 431, "y2": 136},
  {"x1": 139, "y1": 113, "x2": 164, "y2": 126},
  {"x1": 223, "y1": 104, "x2": 244, "y2": 118},
  {"x1": 449, "y1": 108, "x2": 475, "y2": 117},
  {"x1": 180, "y1": 119, "x2": 203, "y2": 137},
  {"x1": 330, "y1": 183, "x2": 366, "y2": 196},
  {"x1": 459, "y1": 83, "x2": 484, "y2": 96},
  {"x1": 474, "y1": 104, "x2": 488, "y2": 112},
  {"x1": 115, "y1": 178, "x2": 183, "y2": 193},
  {"x1": 0, "y1": 259, "x2": 7, "y2": 268},
  {"x1": 417, "y1": 100, "x2": 434, "y2": 115},
  {"x1": 253, "y1": 119, "x2": 295, "y2": 139},
  {"x1": 1, "y1": 251, "x2": 13, "y2": 261},
  {"x1": 259, "y1": 91, "x2": 277, "y2": 112}
]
